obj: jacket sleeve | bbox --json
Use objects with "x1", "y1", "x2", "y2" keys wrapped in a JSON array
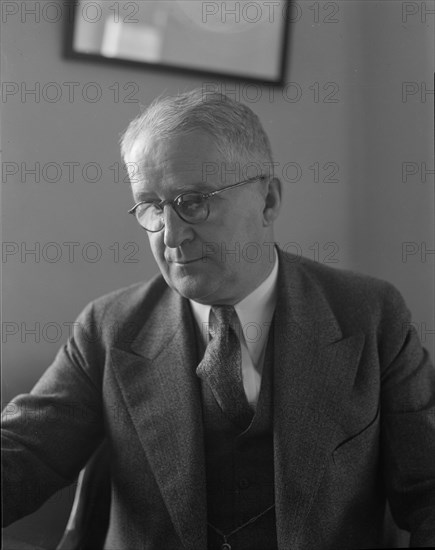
[
  {"x1": 378, "y1": 284, "x2": 435, "y2": 547},
  {"x1": 1, "y1": 302, "x2": 105, "y2": 527}
]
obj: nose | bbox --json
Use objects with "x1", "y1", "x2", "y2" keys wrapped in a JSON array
[{"x1": 163, "y1": 204, "x2": 194, "y2": 248}]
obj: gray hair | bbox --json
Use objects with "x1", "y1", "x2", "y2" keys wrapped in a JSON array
[{"x1": 120, "y1": 88, "x2": 274, "y2": 175}]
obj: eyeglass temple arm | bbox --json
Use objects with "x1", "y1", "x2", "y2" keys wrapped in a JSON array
[{"x1": 204, "y1": 175, "x2": 266, "y2": 199}]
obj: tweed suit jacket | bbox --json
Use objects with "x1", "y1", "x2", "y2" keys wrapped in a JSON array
[{"x1": 2, "y1": 248, "x2": 435, "y2": 549}]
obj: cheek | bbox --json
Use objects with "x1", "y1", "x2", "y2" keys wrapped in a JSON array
[
  {"x1": 229, "y1": 210, "x2": 261, "y2": 243},
  {"x1": 148, "y1": 236, "x2": 165, "y2": 264}
]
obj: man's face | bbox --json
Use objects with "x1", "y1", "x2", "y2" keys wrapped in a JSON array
[{"x1": 129, "y1": 130, "x2": 272, "y2": 305}]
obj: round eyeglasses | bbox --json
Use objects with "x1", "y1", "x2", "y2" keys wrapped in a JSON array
[{"x1": 128, "y1": 175, "x2": 266, "y2": 232}]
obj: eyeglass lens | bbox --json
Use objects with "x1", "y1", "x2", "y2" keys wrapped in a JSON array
[{"x1": 136, "y1": 193, "x2": 209, "y2": 230}]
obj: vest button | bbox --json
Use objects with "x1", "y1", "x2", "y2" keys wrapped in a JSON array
[{"x1": 238, "y1": 477, "x2": 250, "y2": 489}]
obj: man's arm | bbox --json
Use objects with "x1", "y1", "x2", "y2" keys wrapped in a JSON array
[
  {"x1": 378, "y1": 284, "x2": 435, "y2": 546},
  {"x1": 2, "y1": 304, "x2": 105, "y2": 526}
]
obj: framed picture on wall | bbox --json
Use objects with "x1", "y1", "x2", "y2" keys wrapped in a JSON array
[{"x1": 65, "y1": 0, "x2": 290, "y2": 84}]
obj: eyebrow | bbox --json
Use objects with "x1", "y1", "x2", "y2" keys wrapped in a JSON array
[
  {"x1": 133, "y1": 183, "x2": 215, "y2": 203},
  {"x1": 133, "y1": 193, "x2": 159, "y2": 203}
]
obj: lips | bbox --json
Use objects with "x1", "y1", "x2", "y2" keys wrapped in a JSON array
[{"x1": 167, "y1": 257, "x2": 203, "y2": 264}]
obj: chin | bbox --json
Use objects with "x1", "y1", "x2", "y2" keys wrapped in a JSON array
[{"x1": 169, "y1": 275, "x2": 223, "y2": 303}]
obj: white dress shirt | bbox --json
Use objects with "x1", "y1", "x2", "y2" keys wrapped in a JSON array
[{"x1": 190, "y1": 249, "x2": 279, "y2": 408}]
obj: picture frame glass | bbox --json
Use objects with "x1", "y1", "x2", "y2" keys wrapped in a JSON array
[{"x1": 70, "y1": 0, "x2": 289, "y2": 83}]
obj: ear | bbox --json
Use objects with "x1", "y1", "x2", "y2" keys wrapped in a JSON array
[{"x1": 263, "y1": 177, "x2": 282, "y2": 226}]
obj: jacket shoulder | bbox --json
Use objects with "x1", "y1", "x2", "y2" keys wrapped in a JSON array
[
  {"x1": 280, "y1": 251, "x2": 410, "y2": 332},
  {"x1": 72, "y1": 274, "x2": 170, "y2": 346},
  {"x1": 88, "y1": 273, "x2": 167, "y2": 315}
]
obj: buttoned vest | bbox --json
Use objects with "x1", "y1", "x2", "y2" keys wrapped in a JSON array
[{"x1": 197, "y1": 322, "x2": 278, "y2": 550}]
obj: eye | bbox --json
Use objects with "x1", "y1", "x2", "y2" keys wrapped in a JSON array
[
  {"x1": 134, "y1": 202, "x2": 162, "y2": 221},
  {"x1": 177, "y1": 193, "x2": 205, "y2": 214},
  {"x1": 136, "y1": 202, "x2": 160, "y2": 214}
]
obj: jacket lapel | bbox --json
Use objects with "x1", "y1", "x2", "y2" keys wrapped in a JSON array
[
  {"x1": 109, "y1": 288, "x2": 207, "y2": 550},
  {"x1": 273, "y1": 251, "x2": 365, "y2": 548}
]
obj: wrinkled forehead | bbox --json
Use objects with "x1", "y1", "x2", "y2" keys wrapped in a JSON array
[{"x1": 127, "y1": 130, "x2": 233, "y2": 190}]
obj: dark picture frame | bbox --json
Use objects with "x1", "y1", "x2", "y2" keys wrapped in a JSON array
[{"x1": 64, "y1": 0, "x2": 290, "y2": 85}]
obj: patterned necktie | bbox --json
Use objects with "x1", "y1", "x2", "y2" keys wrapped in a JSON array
[{"x1": 196, "y1": 305, "x2": 253, "y2": 429}]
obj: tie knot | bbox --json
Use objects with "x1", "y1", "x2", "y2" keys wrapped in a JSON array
[
  {"x1": 211, "y1": 305, "x2": 236, "y2": 329},
  {"x1": 210, "y1": 306, "x2": 239, "y2": 341}
]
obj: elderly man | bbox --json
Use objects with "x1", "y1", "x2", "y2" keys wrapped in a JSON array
[{"x1": 2, "y1": 89, "x2": 435, "y2": 550}]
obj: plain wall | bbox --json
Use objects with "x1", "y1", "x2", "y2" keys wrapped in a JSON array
[{"x1": 2, "y1": 1, "x2": 434, "y2": 547}]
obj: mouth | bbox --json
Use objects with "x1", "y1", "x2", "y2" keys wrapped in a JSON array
[{"x1": 168, "y1": 257, "x2": 204, "y2": 265}]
